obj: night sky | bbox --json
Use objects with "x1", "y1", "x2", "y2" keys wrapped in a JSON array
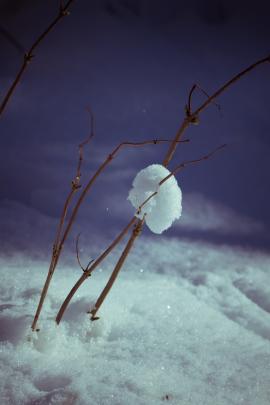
[{"x1": 1, "y1": 0, "x2": 270, "y2": 254}]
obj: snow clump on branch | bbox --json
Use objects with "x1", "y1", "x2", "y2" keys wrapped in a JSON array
[{"x1": 128, "y1": 164, "x2": 182, "y2": 234}]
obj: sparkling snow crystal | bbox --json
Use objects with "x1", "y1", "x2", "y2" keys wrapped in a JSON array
[{"x1": 128, "y1": 164, "x2": 182, "y2": 233}]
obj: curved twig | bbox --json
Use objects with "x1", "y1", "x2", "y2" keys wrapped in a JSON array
[
  {"x1": 186, "y1": 83, "x2": 221, "y2": 118},
  {"x1": 31, "y1": 109, "x2": 93, "y2": 331},
  {"x1": 75, "y1": 232, "x2": 95, "y2": 273},
  {"x1": 163, "y1": 54, "x2": 270, "y2": 167},
  {"x1": 55, "y1": 216, "x2": 137, "y2": 324}
]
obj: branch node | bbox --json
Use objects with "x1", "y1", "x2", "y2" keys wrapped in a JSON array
[
  {"x1": 59, "y1": 3, "x2": 70, "y2": 17},
  {"x1": 24, "y1": 53, "x2": 34, "y2": 64},
  {"x1": 71, "y1": 176, "x2": 81, "y2": 190}
]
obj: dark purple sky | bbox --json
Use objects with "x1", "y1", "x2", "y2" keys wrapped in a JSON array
[{"x1": 0, "y1": 0, "x2": 270, "y2": 253}]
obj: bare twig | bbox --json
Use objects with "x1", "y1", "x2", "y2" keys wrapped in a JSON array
[
  {"x1": 137, "y1": 145, "x2": 226, "y2": 214},
  {"x1": 55, "y1": 216, "x2": 137, "y2": 324},
  {"x1": 0, "y1": 0, "x2": 76, "y2": 117},
  {"x1": 77, "y1": 107, "x2": 95, "y2": 179},
  {"x1": 160, "y1": 144, "x2": 227, "y2": 185},
  {"x1": 75, "y1": 233, "x2": 85, "y2": 272},
  {"x1": 31, "y1": 110, "x2": 93, "y2": 332},
  {"x1": 186, "y1": 83, "x2": 221, "y2": 119},
  {"x1": 163, "y1": 54, "x2": 270, "y2": 167},
  {"x1": 75, "y1": 232, "x2": 95, "y2": 273},
  {"x1": 89, "y1": 217, "x2": 145, "y2": 321}
]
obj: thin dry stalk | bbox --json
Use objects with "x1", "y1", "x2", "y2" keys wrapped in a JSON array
[
  {"x1": 89, "y1": 217, "x2": 145, "y2": 321},
  {"x1": 163, "y1": 54, "x2": 270, "y2": 167},
  {"x1": 31, "y1": 111, "x2": 93, "y2": 331},
  {"x1": 186, "y1": 84, "x2": 221, "y2": 118},
  {"x1": 75, "y1": 232, "x2": 94, "y2": 272},
  {"x1": 0, "y1": 0, "x2": 76, "y2": 117},
  {"x1": 55, "y1": 216, "x2": 137, "y2": 324}
]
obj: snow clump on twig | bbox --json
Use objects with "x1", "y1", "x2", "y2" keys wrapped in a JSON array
[{"x1": 128, "y1": 164, "x2": 182, "y2": 234}]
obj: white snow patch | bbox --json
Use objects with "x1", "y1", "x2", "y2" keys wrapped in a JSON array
[
  {"x1": 0, "y1": 238, "x2": 270, "y2": 404},
  {"x1": 128, "y1": 164, "x2": 182, "y2": 234}
]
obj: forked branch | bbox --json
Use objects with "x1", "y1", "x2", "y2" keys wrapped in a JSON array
[
  {"x1": 163, "y1": 54, "x2": 270, "y2": 167},
  {"x1": 0, "y1": 0, "x2": 76, "y2": 117},
  {"x1": 186, "y1": 83, "x2": 221, "y2": 120},
  {"x1": 89, "y1": 216, "x2": 146, "y2": 321},
  {"x1": 31, "y1": 113, "x2": 93, "y2": 332}
]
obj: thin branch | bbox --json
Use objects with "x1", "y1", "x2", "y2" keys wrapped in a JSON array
[
  {"x1": 187, "y1": 84, "x2": 196, "y2": 115},
  {"x1": 137, "y1": 144, "x2": 226, "y2": 214},
  {"x1": 0, "y1": 0, "x2": 76, "y2": 117},
  {"x1": 193, "y1": 56, "x2": 270, "y2": 117},
  {"x1": 77, "y1": 107, "x2": 95, "y2": 179},
  {"x1": 55, "y1": 216, "x2": 137, "y2": 324},
  {"x1": 163, "y1": 54, "x2": 270, "y2": 167},
  {"x1": 31, "y1": 110, "x2": 93, "y2": 332},
  {"x1": 75, "y1": 232, "x2": 95, "y2": 273},
  {"x1": 89, "y1": 217, "x2": 145, "y2": 321},
  {"x1": 0, "y1": 25, "x2": 25, "y2": 53},
  {"x1": 75, "y1": 233, "x2": 85, "y2": 272},
  {"x1": 186, "y1": 83, "x2": 221, "y2": 118},
  {"x1": 161, "y1": 144, "x2": 227, "y2": 185}
]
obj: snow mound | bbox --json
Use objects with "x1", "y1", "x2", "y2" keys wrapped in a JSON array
[{"x1": 128, "y1": 164, "x2": 182, "y2": 234}]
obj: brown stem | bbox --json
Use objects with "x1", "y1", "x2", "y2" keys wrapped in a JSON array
[
  {"x1": 163, "y1": 54, "x2": 270, "y2": 167},
  {"x1": 187, "y1": 83, "x2": 221, "y2": 116},
  {"x1": 77, "y1": 107, "x2": 95, "y2": 178},
  {"x1": 89, "y1": 218, "x2": 144, "y2": 321},
  {"x1": 31, "y1": 258, "x2": 57, "y2": 332},
  {"x1": 0, "y1": 0, "x2": 76, "y2": 117},
  {"x1": 193, "y1": 55, "x2": 270, "y2": 117},
  {"x1": 137, "y1": 144, "x2": 226, "y2": 215},
  {"x1": 55, "y1": 216, "x2": 137, "y2": 324},
  {"x1": 161, "y1": 144, "x2": 226, "y2": 185},
  {"x1": 31, "y1": 110, "x2": 93, "y2": 331}
]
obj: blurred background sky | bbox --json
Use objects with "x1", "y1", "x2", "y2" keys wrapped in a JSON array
[{"x1": 0, "y1": 0, "x2": 270, "y2": 255}]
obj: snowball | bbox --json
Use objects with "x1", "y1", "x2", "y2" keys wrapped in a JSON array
[{"x1": 127, "y1": 164, "x2": 182, "y2": 234}]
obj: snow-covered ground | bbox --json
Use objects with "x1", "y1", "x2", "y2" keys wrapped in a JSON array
[{"x1": 0, "y1": 236, "x2": 269, "y2": 405}]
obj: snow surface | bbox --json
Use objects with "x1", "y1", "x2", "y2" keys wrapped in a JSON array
[
  {"x1": 0, "y1": 237, "x2": 270, "y2": 405},
  {"x1": 128, "y1": 164, "x2": 182, "y2": 234}
]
